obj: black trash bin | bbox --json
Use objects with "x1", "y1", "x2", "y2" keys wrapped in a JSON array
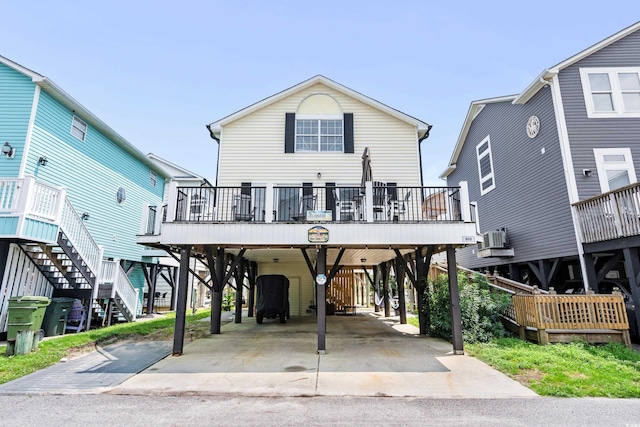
[{"x1": 42, "y1": 297, "x2": 75, "y2": 337}]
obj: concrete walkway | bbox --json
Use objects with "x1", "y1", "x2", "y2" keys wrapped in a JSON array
[
  {"x1": 0, "y1": 309, "x2": 537, "y2": 398},
  {"x1": 111, "y1": 310, "x2": 536, "y2": 398}
]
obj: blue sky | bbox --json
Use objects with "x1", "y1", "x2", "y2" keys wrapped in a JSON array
[{"x1": 2, "y1": 2, "x2": 639, "y2": 185}]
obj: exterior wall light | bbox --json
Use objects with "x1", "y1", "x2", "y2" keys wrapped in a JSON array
[
  {"x1": 81, "y1": 213, "x2": 90, "y2": 221},
  {"x1": 38, "y1": 156, "x2": 48, "y2": 166},
  {"x1": 2, "y1": 142, "x2": 15, "y2": 158}
]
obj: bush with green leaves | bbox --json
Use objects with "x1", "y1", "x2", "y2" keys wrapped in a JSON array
[{"x1": 425, "y1": 272, "x2": 511, "y2": 343}]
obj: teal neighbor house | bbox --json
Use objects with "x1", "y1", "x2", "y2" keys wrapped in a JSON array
[{"x1": 0, "y1": 54, "x2": 170, "y2": 335}]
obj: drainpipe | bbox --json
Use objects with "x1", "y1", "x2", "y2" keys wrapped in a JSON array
[
  {"x1": 418, "y1": 125, "x2": 433, "y2": 187},
  {"x1": 206, "y1": 124, "x2": 221, "y2": 188}
]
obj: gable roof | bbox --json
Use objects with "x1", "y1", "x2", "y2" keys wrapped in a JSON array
[
  {"x1": 440, "y1": 95, "x2": 517, "y2": 179},
  {"x1": 207, "y1": 75, "x2": 431, "y2": 140},
  {"x1": 0, "y1": 54, "x2": 170, "y2": 179},
  {"x1": 441, "y1": 20, "x2": 640, "y2": 179},
  {"x1": 513, "y1": 20, "x2": 640, "y2": 105},
  {"x1": 147, "y1": 153, "x2": 211, "y2": 184}
]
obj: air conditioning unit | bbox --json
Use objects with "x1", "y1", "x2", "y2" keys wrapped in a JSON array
[{"x1": 479, "y1": 229, "x2": 508, "y2": 249}]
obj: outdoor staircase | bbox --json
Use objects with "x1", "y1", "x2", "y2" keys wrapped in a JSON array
[{"x1": 9, "y1": 178, "x2": 138, "y2": 325}]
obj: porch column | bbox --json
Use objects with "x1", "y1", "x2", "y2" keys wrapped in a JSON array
[
  {"x1": 416, "y1": 247, "x2": 430, "y2": 335},
  {"x1": 381, "y1": 262, "x2": 391, "y2": 317},
  {"x1": 395, "y1": 256, "x2": 407, "y2": 324},
  {"x1": 583, "y1": 252, "x2": 598, "y2": 293},
  {"x1": 211, "y1": 247, "x2": 225, "y2": 334},
  {"x1": 622, "y1": 248, "x2": 640, "y2": 337},
  {"x1": 317, "y1": 246, "x2": 327, "y2": 354},
  {"x1": 247, "y1": 261, "x2": 257, "y2": 317},
  {"x1": 234, "y1": 258, "x2": 245, "y2": 324},
  {"x1": 172, "y1": 245, "x2": 190, "y2": 355},
  {"x1": 446, "y1": 245, "x2": 464, "y2": 354},
  {"x1": 373, "y1": 265, "x2": 380, "y2": 313}
]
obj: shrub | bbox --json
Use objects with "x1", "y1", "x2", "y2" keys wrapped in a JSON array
[{"x1": 424, "y1": 272, "x2": 511, "y2": 343}]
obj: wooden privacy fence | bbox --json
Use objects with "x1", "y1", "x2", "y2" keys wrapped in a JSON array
[{"x1": 512, "y1": 293, "x2": 631, "y2": 348}]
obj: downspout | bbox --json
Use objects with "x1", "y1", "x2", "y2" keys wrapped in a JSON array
[
  {"x1": 205, "y1": 124, "x2": 221, "y2": 187},
  {"x1": 418, "y1": 125, "x2": 433, "y2": 187}
]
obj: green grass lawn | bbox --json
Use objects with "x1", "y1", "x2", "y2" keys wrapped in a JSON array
[
  {"x1": 0, "y1": 310, "x2": 212, "y2": 385},
  {"x1": 408, "y1": 317, "x2": 640, "y2": 397}
]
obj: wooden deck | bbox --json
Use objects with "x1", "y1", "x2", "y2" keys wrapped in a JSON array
[{"x1": 512, "y1": 292, "x2": 631, "y2": 348}]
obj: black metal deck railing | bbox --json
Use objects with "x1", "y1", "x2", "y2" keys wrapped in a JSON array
[{"x1": 143, "y1": 184, "x2": 467, "y2": 233}]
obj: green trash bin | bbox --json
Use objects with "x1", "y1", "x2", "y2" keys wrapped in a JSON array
[
  {"x1": 42, "y1": 297, "x2": 75, "y2": 337},
  {"x1": 6, "y1": 296, "x2": 50, "y2": 354}
]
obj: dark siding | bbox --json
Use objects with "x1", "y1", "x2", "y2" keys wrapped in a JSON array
[
  {"x1": 448, "y1": 88, "x2": 577, "y2": 269},
  {"x1": 559, "y1": 29, "x2": 640, "y2": 200},
  {"x1": 344, "y1": 113, "x2": 354, "y2": 153},
  {"x1": 285, "y1": 113, "x2": 295, "y2": 153}
]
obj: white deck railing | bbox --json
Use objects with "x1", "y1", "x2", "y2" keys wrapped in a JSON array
[
  {"x1": 574, "y1": 182, "x2": 640, "y2": 244},
  {"x1": 60, "y1": 198, "x2": 102, "y2": 274},
  {"x1": 1, "y1": 176, "x2": 63, "y2": 221},
  {"x1": 101, "y1": 259, "x2": 138, "y2": 320}
]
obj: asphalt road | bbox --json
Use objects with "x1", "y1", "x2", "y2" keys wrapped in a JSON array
[{"x1": 0, "y1": 395, "x2": 638, "y2": 426}]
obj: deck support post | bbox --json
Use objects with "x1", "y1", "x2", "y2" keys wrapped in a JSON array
[
  {"x1": 317, "y1": 246, "x2": 327, "y2": 354},
  {"x1": 416, "y1": 246, "x2": 432, "y2": 335},
  {"x1": 382, "y1": 262, "x2": 390, "y2": 317},
  {"x1": 373, "y1": 265, "x2": 380, "y2": 313},
  {"x1": 172, "y1": 245, "x2": 190, "y2": 355},
  {"x1": 234, "y1": 258, "x2": 245, "y2": 323},
  {"x1": 247, "y1": 261, "x2": 257, "y2": 317},
  {"x1": 622, "y1": 247, "x2": 640, "y2": 338},
  {"x1": 210, "y1": 247, "x2": 225, "y2": 334},
  {"x1": 446, "y1": 245, "x2": 464, "y2": 354},
  {"x1": 395, "y1": 255, "x2": 407, "y2": 324}
]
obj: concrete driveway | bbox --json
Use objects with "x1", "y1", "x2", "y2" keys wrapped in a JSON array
[{"x1": 111, "y1": 309, "x2": 537, "y2": 398}]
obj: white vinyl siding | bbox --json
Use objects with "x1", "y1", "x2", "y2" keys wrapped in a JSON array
[
  {"x1": 216, "y1": 83, "x2": 422, "y2": 187},
  {"x1": 580, "y1": 67, "x2": 640, "y2": 118},
  {"x1": 593, "y1": 148, "x2": 637, "y2": 192},
  {"x1": 476, "y1": 136, "x2": 495, "y2": 195}
]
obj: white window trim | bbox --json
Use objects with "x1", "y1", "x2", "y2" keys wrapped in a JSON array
[
  {"x1": 116, "y1": 186, "x2": 127, "y2": 206},
  {"x1": 476, "y1": 135, "x2": 496, "y2": 195},
  {"x1": 295, "y1": 115, "x2": 344, "y2": 153},
  {"x1": 579, "y1": 67, "x2": 640, "y2": 118},
  {"x1": 149, "y1": 170, "x2": 157, "y2": 187},
  {"x1": 593, "y1": 148, "x2": 637, "y2": 192},
  {"x1": 71, "y1": 115, "x2": 87, "y2": 141}
]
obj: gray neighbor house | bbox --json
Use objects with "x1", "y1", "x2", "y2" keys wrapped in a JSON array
[{"x1": 442, "y1": 21, "x2": 640, "y2": 336}]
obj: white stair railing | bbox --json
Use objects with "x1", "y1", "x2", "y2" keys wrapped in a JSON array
[
  {"x1": 101, "y1": 259, "x2": 138, "y2": 321},
  {"x1": 60, "y1": 198, "x2": 102, "y2": 275}
]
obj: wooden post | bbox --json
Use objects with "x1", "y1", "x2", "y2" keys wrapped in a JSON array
[
  {"x1": 382, "y1": 262, "x2": 390, "y2": 317},
  {"x1": 317, "y1": 247, "x2": 327, "y2": 354},
  {"x1": 395, "y1": 255, "x2": 407, "y2": 324},
  {"x1": 234, "y1": 258, "x2": 245, "y2": 324},
  {"x1": 622, "y1": 247, "x2": 640, "y2": 338},
  {"x1": 415, "y1": 247, "x2": 430, "y2": 335},
  {"x1": 247, "y1": 262, "x2": 256, "y2": 317},
  {"x1": 211, "y1": 247, "x2": 225, "y2": 334},
  {"x1": 446, "y1": 245, "x2": 464, "y2": 354},
  {"x1": 172, "y1": 245, "x2": 190, "y2": 355},
  {"x1": 373, "y1": 265, "x2": 380, "y2": 313}
]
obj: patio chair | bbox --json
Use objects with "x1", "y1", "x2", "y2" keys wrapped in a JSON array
[
  {"x1": 372, "y1": 182, "x2": 387, "y2": 221},
  {"x1": 389, "y1": 191, "x2": 411, "y2": 221},
  {"x1": 292, "y1": 194, "x2": 317, "y2": 221},
  {"x1": 332, "y1": 189, "x2": 357, "y2": 221},
  {"x1": 232, "y1": 193, "x2": 254, "y2": 221}
]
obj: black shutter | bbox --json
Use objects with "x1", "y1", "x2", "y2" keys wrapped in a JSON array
[
  {"x1": 303, "y1": 182, "x2": 313, "y2": 196},
  {"x1": 387, "y1": 182, "x2": 397, "y2": 200},
  {"x1": 241, "y1": 182, "x2": 252, "y2": 196},
  {"x1": 285, "y1": 113, "x2": 295, "y2": 153},
  {"x1": 326, "y1": 182, "x2": 336, "y2": 221},
  {"x1": 343, "y1": 113, "x2": 354, "y2": 153}
]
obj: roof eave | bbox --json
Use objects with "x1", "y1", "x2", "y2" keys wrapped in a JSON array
[{"x1": 208, "y1": 75, "x2": 430, "y2": 131}]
